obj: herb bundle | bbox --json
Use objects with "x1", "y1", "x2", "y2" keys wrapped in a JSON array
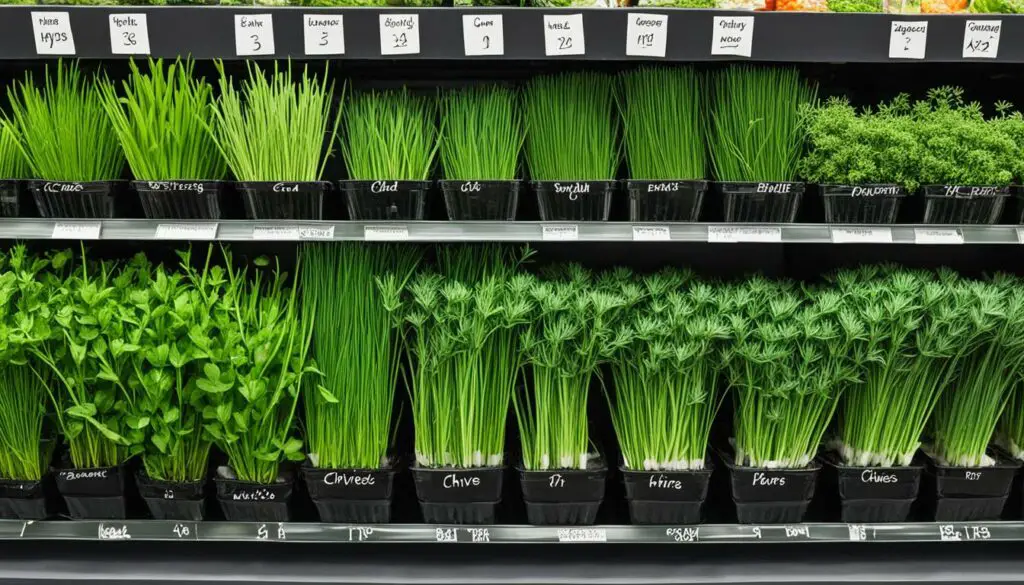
[
  {"x1": 439, "y1": 85, "x2": 523, "y2": 181},
  {"x1": 0, "y1": 120, "x2": 28, "y2": 179},
  {"x1": 341, "y1": 88, "x2": 437, "y2": 181}
]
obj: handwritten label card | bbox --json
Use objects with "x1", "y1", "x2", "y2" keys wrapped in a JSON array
[
  {"x1": 463, "y1": 14, "x2": 504, "y2": 56},
  {"x1": 32, "y1": 12, "x2": 75, "y2": 55},
  {"x1": 889, "y1": 21, "x2": 927, "y2": 60},
  {"x1": 298, "y1": 225, "x2": 335, "y2": 240},
  {"x1": 963, "y1": 20, "x2": 1000, "y2": 59},
  {"x1": 235, "y1": 14, "x2": 275, "y2": 56},
  {"x1": 109, "y1": 14, "x2": 150, "y2": 55},
  {"x1": 626, "y1": 13, "x2": 668, "y2": 58},
  {"x1": 303, "y1": 14, "x2": 344, "y2": 56},
  {"x1": 711, "y1": 16, "x2": 753, "y2": 58},
  {"x1": 380, "y1": 14, "x2": 420, "y2": 56},
  {"x1": 543, "y1": 14, "x2": 585, "y2": 57}
]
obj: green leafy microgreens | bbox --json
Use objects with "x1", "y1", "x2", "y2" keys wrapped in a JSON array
[
  {"x1": 439, "y1": 85, "x2": 523, "y2": 181},
  {"x1": 341, "y1": 88, "x2": 438, "y2": 181}
]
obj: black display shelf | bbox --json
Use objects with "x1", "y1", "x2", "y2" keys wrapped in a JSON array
[{"x1": 4, "y1": 6, "x2": 1021, "y2": 63}]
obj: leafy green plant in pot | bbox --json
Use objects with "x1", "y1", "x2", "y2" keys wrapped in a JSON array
[
  {"x1": 0, "y1": 119, "x2": 29, "y2": 218},
  {"x1": 524, "y1": 72, "x2": 619, "y2": 222},
  {"x1": 99, "y1": 58, "x2": 227, "y2": 220},
  {"x1": 6, "y1": 60, "x2": 125, "y2": 219},
  {"x1": 299, "y1": 242, "x2": 421, "y2": 523},
  {"x1": 339, "y1": 88, "x2": 437, "y2": 221},
  {"x1": 208, "y1": 61, "x2": 341, "y2": 220}
]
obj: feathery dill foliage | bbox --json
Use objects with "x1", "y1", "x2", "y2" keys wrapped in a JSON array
[
  {"x1": 341, "y1": 88, "x2": 438, "y2": 181},
  {"x1": 439, "y1": 85, "x2": 523, "y2": 181},
  {"x1": 301, "y1": 243, "x2": 421, "y2": 470},
  {"x1": 524, "y1": 72, "x2": 618, "y2": 181},
  {"x1": 6, "y1": 60, "x2": 124, "y2": 182},
  {"x1": 709, "y1": 66, "x2": 817, "y2": 182},
  {"x1": 209, "y1": 61, "x2": 341, "y2": 182},
  {"x1": 0, "y1": 120, "x2": 28, "y2": 179},
  {"x1": 620, "y1": 67, "x2": 706, "y2": 181},
  {"x1": 99, "y1": 58, "x2": 226, "y2": 181}
]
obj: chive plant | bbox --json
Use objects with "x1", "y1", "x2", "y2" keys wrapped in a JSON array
[
  {"x1": 709, "y1": 66, "x2": 817, "y2": 182},
  {"x1": 524, "y1": 72, "x2": 618, "y2": 181},
  {"x1": 99, "y1": 58, "x2": 226, "y2": 181},
  {"x1": 620, "y1": 67, "x2": 706, "y2": 180},
  {"x1": 341, "y1": 88, "x2": 438, "y2": 181},
  {"x1": 6, "y1": 61, "x2": 124, "y2": 182},
  {"x1": 0, "y1": 120, "x2": 28, "y2": 179},
  {"x1": 439, "y1": 85, "x2": 523, "y2": 181}
]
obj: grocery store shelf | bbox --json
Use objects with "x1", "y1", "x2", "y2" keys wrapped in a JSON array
[{"x1": 4, "y1": 6, "x2": 1023, "y2": 62}]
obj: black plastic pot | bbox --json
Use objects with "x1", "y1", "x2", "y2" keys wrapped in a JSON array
[
  {"x1": 237, "y1": 181, "x2": 330, "y2": 220},
  {"x1": 340, "y1": 180, "x2": 430, "y2": 220},
  {"x1": 723, "y1": 452, "x2": 820, "y2": 524},
  {"x1": 411, "y1": 466, "x2": 503, "y2": 524},
  {"x1": 0, "y1": 180, "x2": 24, "y2": 218},
  {"x1": 439, "y1": 180, "x2": 519, "y2": 221},
  {"x1": 921, "y1": 185, "x2": 1009, "y2": 224},
  {"x1": 626, "y1": 180, "x2": 707, "y2": 222},
  {"x1": 821, "y1": 184, "x2": 907, "y2": 224},
  {"x1": 0, "y1": 476, "x2": 50, "y2": 520},
  {"x1": 54, "y1": 465, "x2": 127, "y2": 519},
  {"x1": 925, "y1": 450, "x2": 1021, "y2": 521},
  {"x1": 532, "y1": 180, "x2": 615, "y2": 221},
  {"x1": 301, "y1": 465, "x2": 396, "y2": 523},
  {"x1": 519, "y1": 466, "x2": 606, "y2": 525},
  {"x1": 214, "y1": 474, "x2": 293, "y2": 522},
  {"x1": 717, "y1": 181, "x2": 804, "y2": 223},
  {"x1": 827, "y1": 455, "x2": 922, "y2": 523},
  {"x1": 132, "y1": 180, "x2": 225, "y2": 220},
  {"x1": 135, "y1": 471, "x2": 205, "y2": 521},
  {"x1": 622, "y1": 466, "x2": 712, "y2": 525},
  {"x1": 28, "y1": 180, "x2": 123, "y2": 219}
]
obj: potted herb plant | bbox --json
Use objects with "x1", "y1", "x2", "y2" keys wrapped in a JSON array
[
  {"x1": 339, "y1": 88, "x2": 437, "y2": 221},
  {"x1": 0, "y1": 119, "x2": 29, "y2": 218},
  {"x1": 525, "y1": 72, "x2": 619, "y2": 222},
  {"x1": 99, "y1": 58, "x2": 227, "y2": 220},
  {"x1": 6, "y1": 61, "x2": 125, "y2": 219}
]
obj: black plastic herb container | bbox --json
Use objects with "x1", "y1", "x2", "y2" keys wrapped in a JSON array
[
  {"x1": 340, "y1": 180, "x2": 430, "y2": 221},
  {"x1": 301, "y1": 465, "x2": 396, "y2": 523},
  {"x1": 28, "y1": 180, "x2": 123, "y2": 219},
  {"x1": 54, "y1": 464, "x2": 128, "y2": 520},
  {"x1": 921, "y1": 185, "x2": 1009, "y2": 224},
  {"x1": 135, "y1": 471, "x2": 206, "y2": 521},
  {"x1": 0, "y1": 476, "x2": 51, "y2": 520},
  {"x1": 411, "y1": 466, "x2": 504, "y2": 524},
  {"x1": 237, "y1": 181, "x2": 330, "y2": 220},
  {"x1": 826, "y1": 453, "x2": 922, "y2": 523},
  {"x1": 132, "y1": 180, "x2": 225, "y2": 220},
  {"x1": 622, "y1": 466, "x2": 713, "y2": 525},
  {"x1": 0, "y1": 180, "x2": 25, "y2": 218},
  {"x1": 625, "y1": 180, "x2": 707, "y2": 222},
  {"x1": 532, "y1": 180, "x2": 615, "y2": 221},
  {"x1": 925, "y1": 449, "x2": 1021, "y2": 522},
  {"x1": 721, "y1": 449, "x2": 820, "y2": 524},
  {"x1": 214, "y1": 472, "x2": 293, "y2": 522},
  {"x1": 439, "y1": 180, "x2": 519, "y2": 221},
  {"x1": 518, "y1": 465, "x2": 607, "y2": 526},
  {"x1": 821, "y1": 184, "x2": 907, "y2": 224},
  {"x1": 717, "y1": 181, "x2": 805, "y2": 223}
]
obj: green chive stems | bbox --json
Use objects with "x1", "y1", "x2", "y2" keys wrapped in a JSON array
[
  {"x1": 439, "y1": 85, "x2": 523, "y2": 181},
  {"x1": 341, "y1": 88, "x2": 438, "y2": 181},
  {"x1": 0, "y1": 120, "x2": 28, "y2": 179}
]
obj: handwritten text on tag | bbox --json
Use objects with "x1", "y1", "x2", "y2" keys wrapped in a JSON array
[
  {"x1": 32, "y1": 12, "x2": 75, "y2": 55},
  {"x1": 109, "y1": 14, "x2": 150, "y2": 55},
  {"x1": 380, "y1": 14, "x2": 420, "y2": 56},
  {"x1": 463, "y1": 14, "x2": 504, "y2": 56},
  {"x1": 889, "y1": 21, "x2": 927, "y2": 60},
  {"x1": 711, "y1": 16, "x2": 753, "y2": 58},
  {"x1": 303, "y1": 14, "x2": 345, "y2": 56},
  {"x1": 963, "y1": 20, "x2": 1000, "y2": 59},
  {"x1": 626, "y1": 13, "x2": 667, "y2": 58},
  {"x1": 544, "y1": 14, "x2": 585, "y2": 56},
  {"x1": 235, "y1": 14, "x2": 275, "y2": 56}
]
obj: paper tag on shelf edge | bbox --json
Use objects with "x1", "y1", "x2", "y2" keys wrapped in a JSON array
[
  {"x1": 252, "y1": 225, "x2": 300, "y2": 240},
  {"x1": 463, "y1": 14, "x2": 504, "y2": 56},
  {"x1": 543, "y1": 13, "x2": 585, "y2": 57},
  {"x1": 235, "y1": 14, "x2": 275, "y2": 57},
  {"x1": 303, "y1": 13, "x2": 345, "y2": 56},
  {"x1": 298, "y1": 225, "x2": 335, "y2": 240},
  {"x1": 914, "y1": 228, "x2": 963, "y2": 244},
  {"x1": 707, "y1": 225, "x2": 781, "y2": 243},
  {"x1": 52, "y1": 221, "x2": 100, "y2": 240},
  {"x1": 380, "y1": 14, "x2": 420, "y2": 56},
  {"x1": 155, "y1": 223, "x2": 219, "y2": 240},
  {"x1": 625, "y1": 13, "x2": 668, "y2": 58},
  {"x1": 109, "y1": 13, "x2": 150, "y2": 55},
  {"x1": 632, "y1": 225, "x2": 671, "y2": 241},
  {"x1": 830, "y1": 227, "x2": 893, "y2": 244},
  {"x1": 364, "y1": 225, "x2": 409, "y2": 241},
  {"x1": 963, "y1": 20, "x2": 1000, "y2": 59},
  {"x1": 889, "y1": 21, "x2": 928, "y2": 60},
  {"x1": 542, "y1": 224, "x2": 579, "y2": 241},
  {"x1": 710, "y1": 16, "x2": 753, "y2": 58},
  {"x1": 32, "y1": 11, "x2": 76, "y2": 56}
]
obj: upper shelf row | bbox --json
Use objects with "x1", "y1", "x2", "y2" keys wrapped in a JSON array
[{"x1": 7, "y1": 7, "x2": 1018, "y2": 62}]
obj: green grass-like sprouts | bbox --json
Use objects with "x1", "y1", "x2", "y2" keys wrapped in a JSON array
[
  {"x1": 439, "y1": 85, "x2": 523, "y2": 181},
  {"x1": 341, "y1": 88, "x2": 438, "y2": 181},
  {"x1": 0, "y1": 120, "x2": 28, "y2": 179}
]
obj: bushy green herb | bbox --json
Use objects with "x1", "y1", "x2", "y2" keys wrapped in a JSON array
[
  {"x1": 341, "y1": 88, "x2": 437, "y2": 181},
  {"x1": 439, "y1": 86, "x2": 522, "y2": 181}
]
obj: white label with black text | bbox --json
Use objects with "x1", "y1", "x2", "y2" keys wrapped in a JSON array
[
  {"x1": 299, "y1": 225, "x2": 335, "y2": 240},
  {"x1": 32, "y1": 11, "x2": 75, "y2": 55},
  {"x1": 109, "y1": 14, "x2": 150, "y2": 55},
  {"x1": 708, "y1": 226, "x2": 781, "y2": 243},
  {"x1": 557, "y1": 528, "x2": 607, "y2": 542},
  {"x1": 831, "y1": 227, "x2": 893, "y2": 244},
  {"x1": 155, "y1": 223, "x2": 218, "y2": 240},
  {"x1": 364, "y1": 225, "x2": 410, "y2": 241},
  {"x1": 235, "y1": 14, "x2": 275, "y2": 56},
  {"x1": 252, "y1": 225, "x2": 299, "y2": 240},
  {"x1": 463, "y1": 14, "x2": 503, "y2": 56},
  {"x1": 52, "y1": 222, "x2": 101, "y2": 240},
  {"x1": 711, "y1": 16, "x2": 753, "y2": 58},
  {"x1": 632, "y1": 225, "x2": 670, "y2": 241},
  {"x1": 963, "y1": 20, "x2": 1000, "y2": 59},
  {"x1": 626, "y1": 13, "x2": 667, "y2": 58},
  {"x1": 889, "y1": 21, "x2": 927, "y2": 60},
  {"x1": 303, "y1": 14, "x2": 344, "y2": 56},
  {"x1": 542, "y1": 224, "x2": 579, "y2": 241},
  {"x1": 914, "y1": 228, "x2": 963, "y2": 244},
  {"x1": 544, "y1": 14, "x2": 585, "y2": 56},
  {"x1": 380, "y1": 14, "x2": 420, "y2": 56},
  {"x1": 848, "y1": 524, "x2": 867, "y2": 541}
]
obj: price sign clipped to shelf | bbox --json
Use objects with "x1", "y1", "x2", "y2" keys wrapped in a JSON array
[
  {"x1": 364, "y1": 225, "x2": 410, "y2": 241},
  {"x1": 543, "y1": 13, "x2": 585, "y2": 57},
  {"x1": 625, "y1": 13, "x2": 668, "y2": 58},
  {"x1": 710, "y1": 16, "x2": 753, "y2": 58},
  {"x1": 235, "y1": 14, "x2": 275, "y2": 56},
  {"x1": 963, "y1": 20, "x2": 1001, "y2": 59},
  {"x1": 32, "y1": 11, "x2": 75, "y2": 56},
  {"x1": 380, "y1": 14, "x2": 420, "y2": 56},
  {"x1": 303, "y1": 14, "x2": 345, "y2": 56},
  {"x1": 109, "y1": 14, "x2": 150, "y2": 55},
  {"x1": 632, "y1": 225, "x2": 671, "y2": 241},
  {"x1": 914, "y1": 228, "x2": 963, "y2": 244},
  {"x1": 830, "y1": 227, "x2": 893, "y2": 244},
  {"x1": 542, "y1": 224, "x2": 579, "y2": 241},
  {"x1": 463, "y1": 14, "x2": 504, "y2": 56},
  {"x1": 52, "y1": 222, "x2": 100, "y2": 240},
  {"x1": 707, "y1": 226, "x2": 781, "y2": 243},
  {"x1": 889, "y1": 21, "x2": 927, "y2": 60},
  {"x1": 155, "y1": 223, "x2": 219, "y2": 240}
]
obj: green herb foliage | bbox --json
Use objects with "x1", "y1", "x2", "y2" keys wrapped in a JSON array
[
  {"x1": 439, "y1": 85, "x2": 523, "y2": 181},
  {"x1": 341, "y1": 88, "x2": 438, "y2": 181},
  {"x1": 0, "y1": 120, "x2": 28, "y2": 179}
]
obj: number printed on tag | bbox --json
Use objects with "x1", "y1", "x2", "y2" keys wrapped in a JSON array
[
  {"x1": 626, "y1": 13, "x2": 668, "y2": 58},
  {"x1": 711, "y1": 16, "x2": 753, "y2": 58},
  {"x1": 543, "y1": 14, "x2": 585, "y2": 56},
  {"x1": 963, "y1": 20, "x2": 1000, "y2": 59},
  {"x1": 303, "y1": 14, "x2": 344, "y2": 56},
  {"x1": 109, "y1": 14, "x2": 150, "y2": 55},
  {"x1": 889, "y1": 21, "x2": 927, "y2": 60},
  {"x1": 32, "y1": 11, "x2": 75, "y2": 55},
  {"x1": 380, "y1": 14, "x2": 420, "y2": 56},
  {"x1": 463, "y1": 14, "x2": 503, "y2": 56},
  {"x1": 235, "y1": 14, "x2": 275, "y2": 56}
]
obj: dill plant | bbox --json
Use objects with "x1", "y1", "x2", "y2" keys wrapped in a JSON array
[
  {"x1": 439, "y1": 85, "x2": 523, "y2": 181},
  {"x1": 620, "y1": 67, "x2": 705, "y2": 180},
  {"x1": 341, "y1": 88, "x2": 437, "y2": 181}
]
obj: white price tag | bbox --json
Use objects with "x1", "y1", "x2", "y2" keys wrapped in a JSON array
[
  {"x1": 98, "y1": 524, "x2": 131, "y2": 540},
  {"x1": 380, "y1": 14, "x2": 420, "y2": 56},
  {"x1": 938, "y1": 525, "x2": 961, "y2": 541},
  {"x1": 889, "y1": 21, "x2": 927, "y2": 60},
  {"x1": 632, "y1": 225, "x2": 670, "y2": 241},
  {"x1": 914, "y1": 228, "x2": 963, "y2": 244},
  {"x1": 963, "y1": 20, "x2": 1000, "y2": 59},
  {"x1": 235, "y1": 14, "x2": 275, "y2": 56},
  {"x1": 52, "y1": 222, "x2": 100, "y2": 240},
  {"x1": 1016, "y1": 227, "x2": 1024, "y2": 243},
  {"x1": 155, "y1": 223, "x2": 219, "y2": 240},
  {"x1": 303, "y1": 14, "x2": 344, "y2": 56},
  {"x1": 298, "y1": 225, "x2": 335, "y2": 240},
  {"x1": 557, "y1": 528, "x2": 607, "y2": 543},
  {"x1": 109, "y1": 14, "x2": 149, "y2": 55},
  {"x1": 542, "y1": 224, "x2": 579, "y2": 241},
  {"x1": 626, "y1": 13, "x2": 667, "y2": 58},
  {"x1": 364, "y1": 225, "x2": 410, "y2": 241},
  {"x1": 543, "y1": 14, "x2": 585, "y2": 57},
  {"x1": 32, "y1": 12, "x2": 75, "y2": 56},
  {"x1": 711, "y1": 16, "x2": 753, "y2": 58},
  {"x1": 848, "y1": 524, "x2": 867, "y2": 542},
  {"x1": 463, "y1": 14, "x2": 503, "y2": 56},
  {"x1": 707, "y1": 226, "x2": 781, "y2": 243},
  {"x1": 252, "y1": 225, "x2": 299, "y2": 240},
  {"x1": 830, "y1": 227, "x2": 893, "y2": 244}
]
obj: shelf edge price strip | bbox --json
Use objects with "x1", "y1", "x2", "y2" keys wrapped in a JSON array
[
  {"x1": 542, "y1": 224, "x2": 579, "y2": 241},
  {"x1": 252, "y1": 225, "x2": 300, "y2": 240},
  {"x1": 707, "y1": 225, "x2": 781, "y2": 243},
  {"x1": 364, "y1": 225, "x2": 410, "y2": 241},
  {"x1": 632, "y1": 225, "x2": 671, "y2": 241},
  {"x1": 830, "y1": 227, "x2": 893, "y2": 244},
  {"x1": 155, "y1": 223, "x2": 219, "y2": 240},
  {"x1": 913, "y1": 227, "x2": 964, "y2": 244},
  {"x1": 52, "y1": 221, "x2": 101, "y2": 240}
]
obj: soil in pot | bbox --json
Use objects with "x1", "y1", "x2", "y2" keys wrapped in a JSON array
[
  {"x1": 821, "y1": 184, "x2": 907, "y2": 224},
  {"x1": 53, "y1": 464, "x2": 128, "y2": 520},
  {"x1": 214, "y1": 467, "x2": 293, "y2": 522},
  {"x1": 132, "y1": 181, "x2": 225, "y2": 220},
  {"x1": 826, "y1": 453, "x2": 922, "y2": 523},
  {"x1": 519, "y1": 463, "x2": 607, "y2": 526},
  {"x1": 626, "y1": 180, "x2": 707, "y2": 222},
  {"x1": 532, "y1": 181, "x2": 615, "y2": 221},
  {"x1": 135, "y1": 471, "x2": 206, "y2": 521},
  {"x1": 411, "y1": 466, "x2": 504, "y2": 524},
  {"x1": 341, "y1": 180, "x2": 430, "y2": 221},
  {"x1": 925, "y1": 449, "x2": 1021, "y2": 521},
  {"x1": 440, "y1": 180, "x2": 519, "y2": 221},
  {"x1": 28, "y1": 180, "x2": 124, "y2": 219},
  {"x1": 921, "y1": 185, "x2": 1009, "y2": 224},
  {"x1": 621, "y1": 465, "x2": 713, "y2": 525},
  {"x1": 717, "y1": 181, "x2": 804, "y2": 223},
  {"x1": 301, "y1": 464, "x2": 396, "y2": 523},
  {"x1": 721, "y1": 448, "x2": 820, "y2": 524},
  {"x1": 237, "y1": 181, "x2": 330, "y2": 220}
]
